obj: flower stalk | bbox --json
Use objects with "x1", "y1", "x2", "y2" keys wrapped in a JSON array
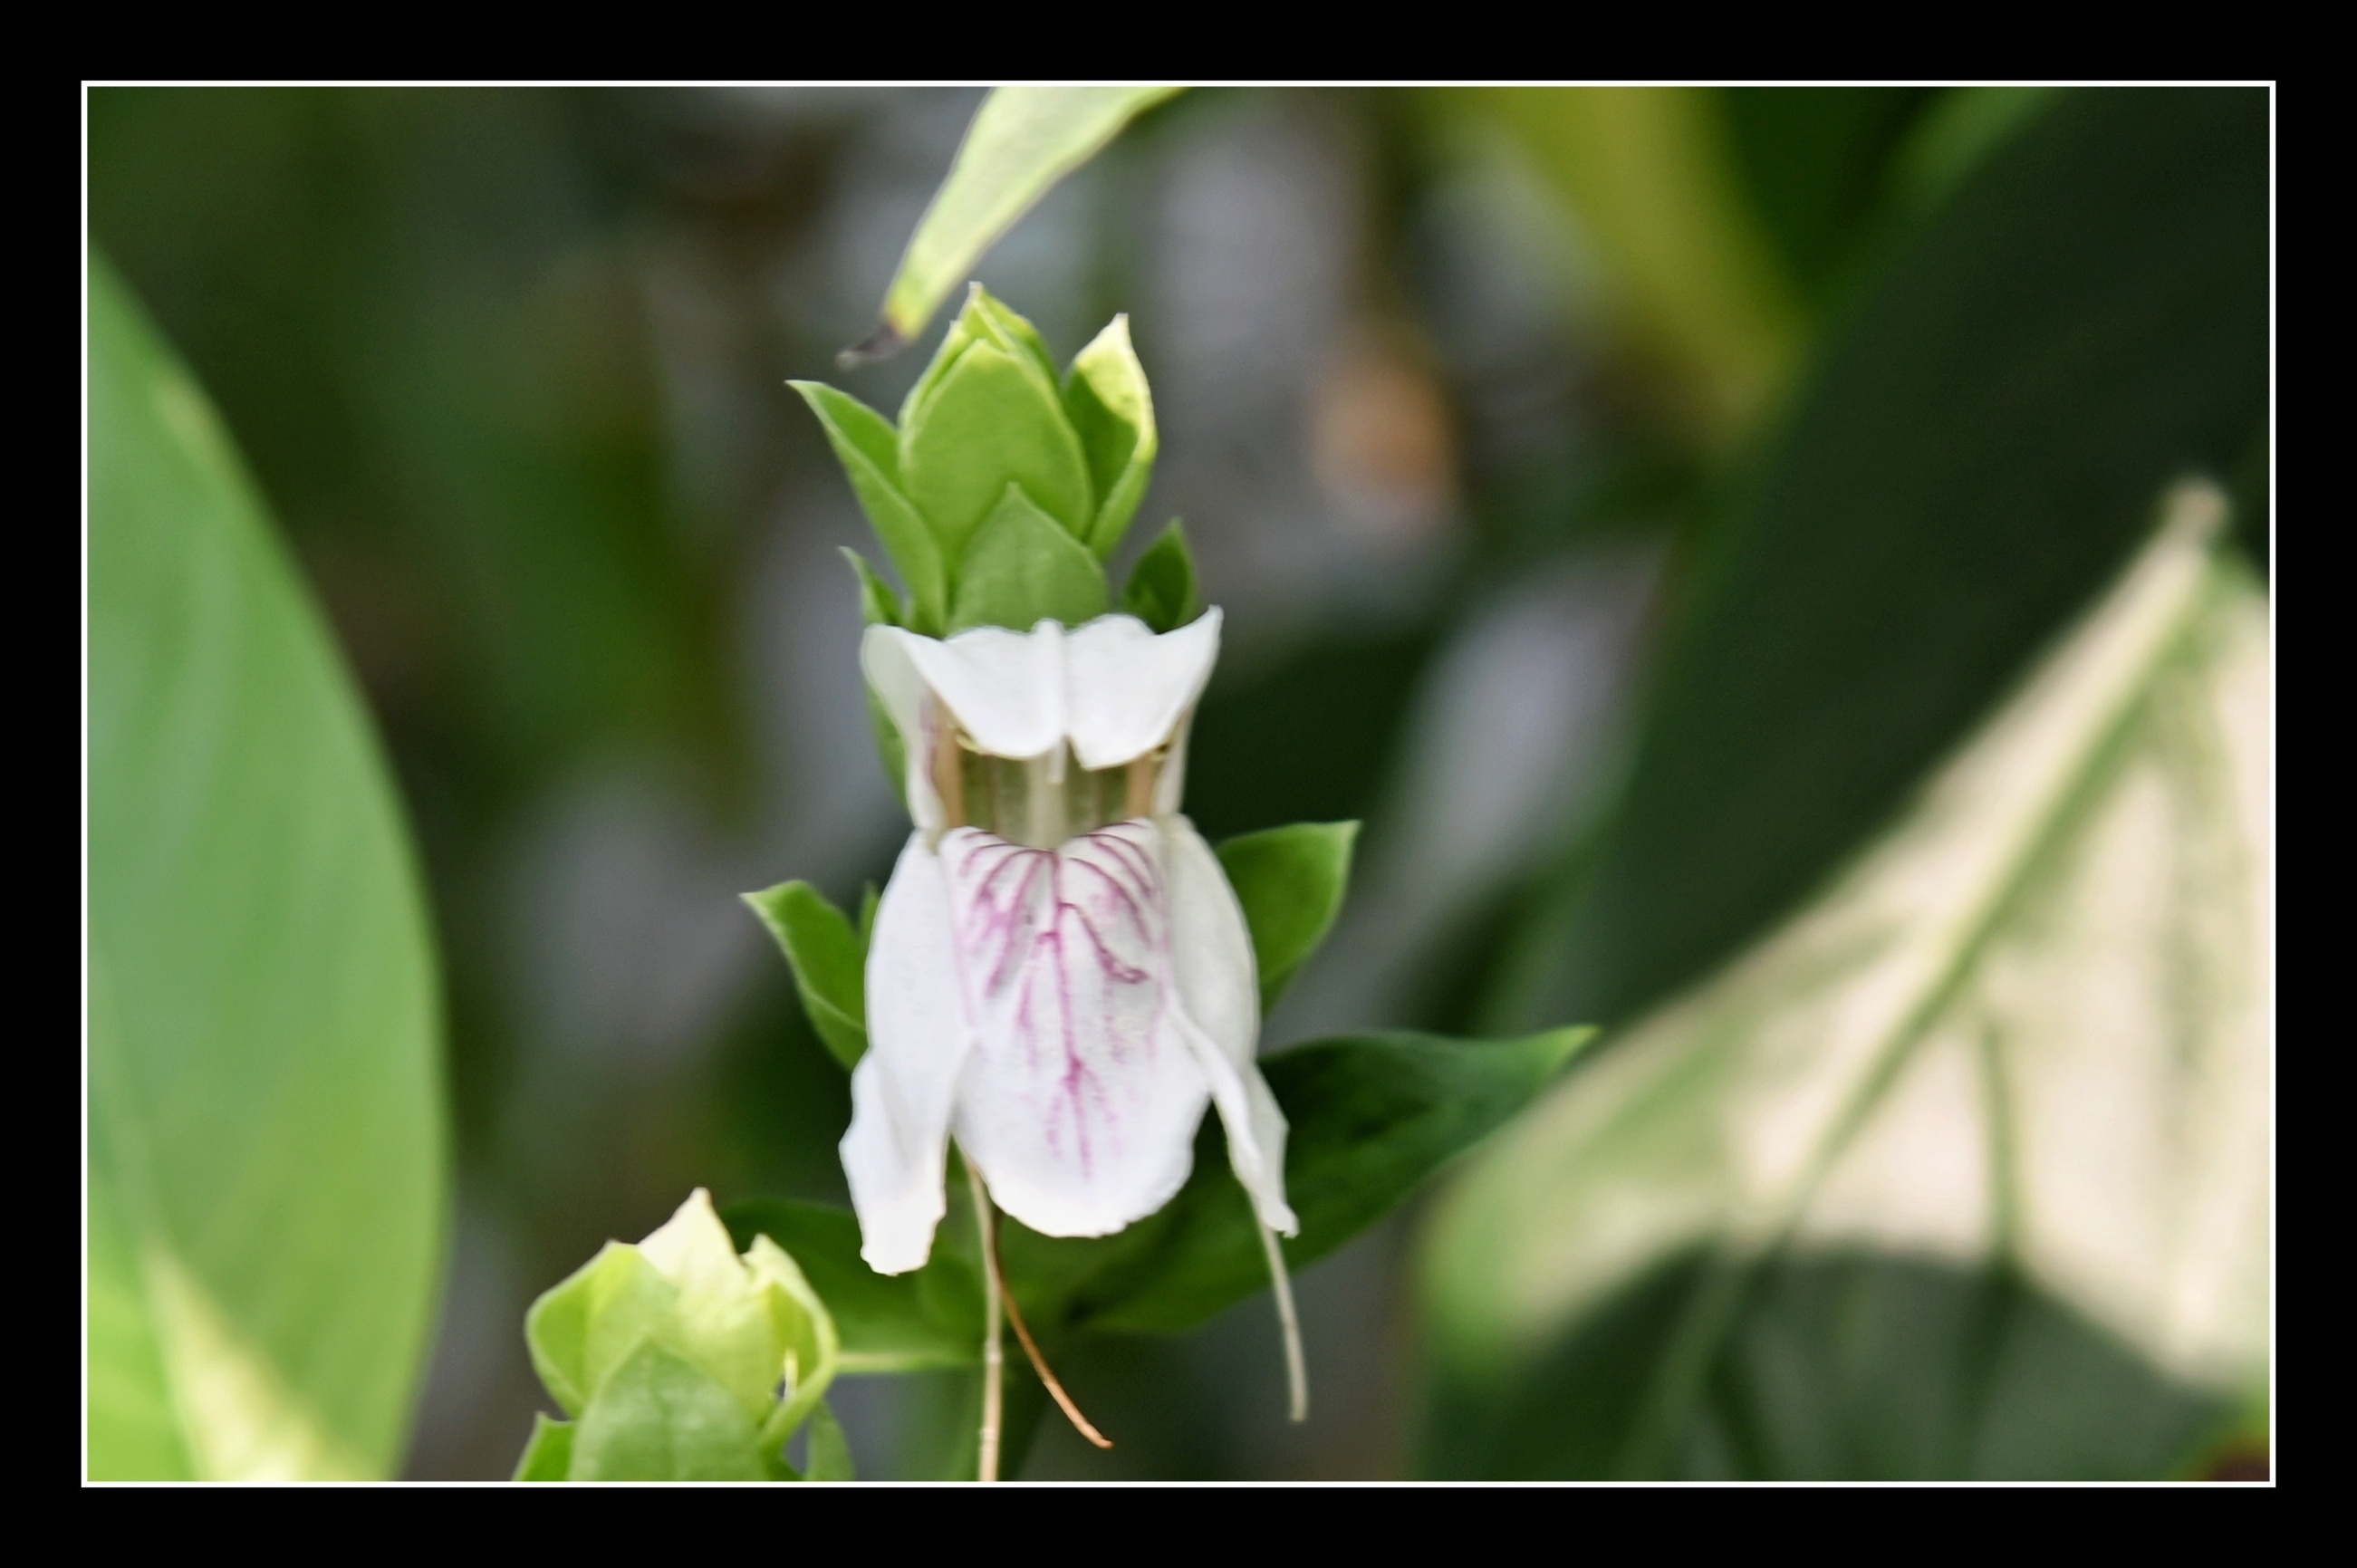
[{"x1": 967, "y1": 1161, "x2": 1004, "y2": 1483}]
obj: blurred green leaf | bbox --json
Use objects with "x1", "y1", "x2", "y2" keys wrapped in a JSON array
[
  {"x1": 1717, "y1": 86, "x2": 1939, "y2": 310},
  {"x1": 871, "y1": 87, "x2": 1184, "y2": 351},
  {"x1": 948, "y1": 483, "x2": 1111, "y2": 633},
  {"x1": 1063, "y1": 314, "x2": 1159, "y2": 557},
  {"x1": 794, "y1": 382, "x2": 946, "y2": 633},
  {"x1": 1490, "y1": 86, "x2": 1802, "y2": 438},
  {"x1": 87, "y1": 255, "x2": 447, "y2": 1479},
  {"x1": 1489, "y1": 87, "x2": 2269, "y2": 1035},
  {"x1": 1217, "y1": 822, "x2": 1360, "y2": 1011},
  {"x1": 723, "y1": 1198, "x2": 983, "y2": 1372},
  {"x1": 1885, "y1": 86, "x2": 2064, "y2": 218},
  {"x1": 1426, "y1": 495, "x2": 2267, "y2": 1477},
  {"x1": 1120, "y1": 521, "x2": 1204, "y2": 634},
  {"x1": 1423, "y1": 1248, "x2": 2232, "y2": 1480},
  {"x1": 743, "y1": 881, "x2": 870, "y2": 1072}
]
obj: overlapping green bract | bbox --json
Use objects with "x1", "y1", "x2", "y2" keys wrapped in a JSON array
[
  {"x1": 516, "y1": 1190, "x2": 851, "y2": 1481},
  {"x1": 796, "y1": 286, "x2": 1177, "y2": 640}
]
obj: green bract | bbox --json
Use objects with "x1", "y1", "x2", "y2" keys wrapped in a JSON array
[
  {"x1": 794, "y1": 285, "x2": 1173, "y2": 639},
  {"x1": 516, "y1": 1189, "x2": 848, "y2": 1481}
]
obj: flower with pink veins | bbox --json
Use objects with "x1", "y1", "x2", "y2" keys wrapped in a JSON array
[{"x1": 844, "y1": 607, "x2": 1297, "y2": 1275}]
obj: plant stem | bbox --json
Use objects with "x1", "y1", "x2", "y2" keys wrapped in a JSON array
[
  {"x1": 1259, "y1": 1221, "x2": 1308, "y2": 1423},
  {"x1": 968, "y1": 1163, "x2": 1004, "y2": 1482}
]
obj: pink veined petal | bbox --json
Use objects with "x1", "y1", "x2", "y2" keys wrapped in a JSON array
[
  {"x1": 943, "y1": 822, "x2": 1211, "y2": 1236},
  {"x1": 1162, "y1": 814, "x2": 1299, "y2": 1236},
  {"x1": 841, "y1": 832, "x2": 974, "y2": 1274}
]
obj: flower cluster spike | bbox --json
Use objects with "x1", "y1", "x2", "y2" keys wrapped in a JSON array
[
  {"x1": 792, "y1": 291, "x2": 1294, "y2": 1265},
  {"x1": 784, "y1": 292, "x2": 1304, "y2": 1447}
]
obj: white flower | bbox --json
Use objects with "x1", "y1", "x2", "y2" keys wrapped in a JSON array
[{"x1": 842, "y1": 609, "x2": 1299, "y2": 1274}]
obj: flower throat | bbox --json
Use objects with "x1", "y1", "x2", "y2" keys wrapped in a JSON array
[{"x1": 931, "y1": 727, "x2": 1163, "y2": 850}]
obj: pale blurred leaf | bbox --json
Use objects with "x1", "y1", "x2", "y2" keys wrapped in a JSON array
[
  {"x1": 867, "y1": 87, "x2": 1182, "y2": 353},
  {"x1": 1423, "y1": 487, "x2": 2268, "y2": 1477}
]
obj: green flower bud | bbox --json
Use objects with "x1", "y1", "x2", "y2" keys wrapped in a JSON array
[{"x1": 515, "y1": 1189, "x2": 842, "y2": 1481}]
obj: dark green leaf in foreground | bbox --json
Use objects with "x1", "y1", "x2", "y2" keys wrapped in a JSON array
[
  {"x1": 1071, "y1": 1026, "x2": 1595, "y2": 1332},
  {"x1": 1422, "y1": 1248, "x2": 2235, "y2": 1480},
  {"x1": 1490, "y1": 87, "x2": 2268, "y2": 1033},
  {"x1": 742, "y1": 881, "x2": 869, "y2": 1071},
  {"x1": 728, "y1": 1027, "x2": 1593, "y2": 1362},
  {"x1": 1217, "y1": 822, "x2": 1360, "y2": 1011},
  {"x1": 87, "y1": 254, "x2": 446, "y2": 1479}
]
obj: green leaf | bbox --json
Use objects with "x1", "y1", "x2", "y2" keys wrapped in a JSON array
[
  {"x1": 87, "y1": 254, "x2": 446, "y2": 1480},
  {"x1": 871, "y1": 87, "x2": 1184, "y2": 349},
  {"x1": 1424, "y1": 493, "x2": 2268, "y2": 1477},
  {"x1": 901, "y1": 336, "x2": 1094, "y2": 561},
  {"x1": 1120, "y1": 520, "x2": 1204, "y2": 634},
  {"x1": 1063, "y1": 314, "x2": 1159, "y2": 556},
  {"x1": 793, "y1": 382, "x2": 945, "y2": 633},
  {"x1": 948, "y1": 483, "x2": 1111, "y2": 633},
  {"x1": 1422, "y1": 1248, "x2": 2231, "y2": 1481},
  {"x1": 842, "y1": 548, "x2": 902, "y2": 628},
  {"x1": 792, "y1": 380, "x2": 938, "y2": 631},
  {"x1": 988, "y1": 1026, "x2": 1596, "y2": 1335},
  {"x1": 742, "y1": 881, "x2": 869, "y2": 1071},
  {"x1": 512, "y1": 1415, "x2": 574, "y2": 1481},
  {"x1": 1885, "y1": 86, "x2": 2064, "y2": 217},
  {"x1": 804, "y1": 1401, "x2": 857, "y2": 1481},
  {"x1": 85, "y1": 1150, "x2": 193, "y2": 1479},
  {"x1": 1217, "y1": 822, "x2": 1360, "y2": 1011},
  {"x1": 723, "y1": 1198, "x2": 984, "y2": 1372},
  {"x1": 1717, "y1": 87, "x2": 1941, "y2": 312},
  {"x1": 570, "y1": 1342, "x2": 767, "y2": 1481},
  {"x1": 1488, "y1": 87, "x2": 2269, "y2": 1036}
]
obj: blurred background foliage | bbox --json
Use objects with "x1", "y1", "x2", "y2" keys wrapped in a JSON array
[{"x1": 87, "y1": 85, "x2": 2268, "y2": 1479}]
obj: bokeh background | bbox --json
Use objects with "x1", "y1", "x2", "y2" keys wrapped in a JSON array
[{"x1": 88, "y1": 86, "x2": 2269, "y2": 1479}]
